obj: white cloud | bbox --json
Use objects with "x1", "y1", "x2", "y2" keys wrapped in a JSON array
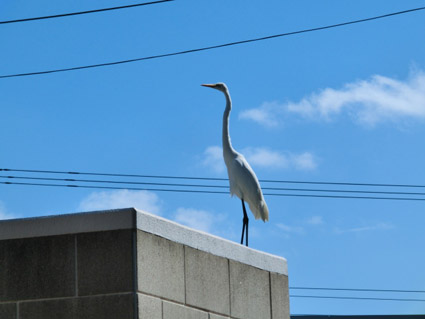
[
  {"x1": 306, "y1": 216, "x2": 324, "y2": 225},
  {"x1": 239, "y1": 102, "x2": 281, "y2": 127},
  {"x1": 241, "y1": 71, "x2": 425, "y2": 127},
  {"x1": 276, "y1": 223, "x2": 304, "y2": 235},
  {"x1": 335, "y1": 222, "x2": 394, "y2": 234},
  {"x1": 202, "y1": 145, "x2": 225, "y2": 173},
  {"x1": 174, "y1": 207, "x2": 225, "y2": 233},
  {"x1": 290, "y1": 152, "x2": 317, "y2": 171},
  {"x1": 202, "y1": 145, "x2": 317, "y2": 172},
  {"x1": 78, "y1": 190, "x2": 161, "y2": 214},
  {"x1": 242, "y1": 147, "x2": 288, "y2": 169},
  {"x1": 0, "y1": 200, "x2": 15, "y2": 220},
  {"x1": 244, "y1": 148, "x2": 317, "y2": 171}
]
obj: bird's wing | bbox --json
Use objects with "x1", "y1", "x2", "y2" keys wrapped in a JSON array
[{"x1": 227, "y1": 153, "x2": 269, "y2": 221}]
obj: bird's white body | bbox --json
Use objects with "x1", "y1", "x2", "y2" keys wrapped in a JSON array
[
  {"x1": 203, "y1": 82, "x2": 269, "y2": 222},
  {"x1": 224, "y1": 150, "x2": 269, "y2": 221}
]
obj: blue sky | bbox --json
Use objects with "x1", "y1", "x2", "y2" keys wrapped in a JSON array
[{"x1": 1, "y1": 0, "x2": 425, "y2": 315}]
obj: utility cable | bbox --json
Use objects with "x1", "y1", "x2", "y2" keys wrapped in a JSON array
[
  {"x1": 2, "y1": 168, "x2": 425, "y2": 189},
  {"x1": 290, "y1": 287, "x2": 425, "y2": 294},
  {"x1": 289, "y1": 287, "x2": 425, "y2": 303},
  {"x1": 2, "y1": 175, "x2": 425, "y2": 197},
  {"x1": 1, "y1": 6, "x2": 424, "y2": 79},
  {"x1": 0, "y1": 0, "x2": 173, "y2": 25},
  {"x1": 290, "y1": 295, "x2": 425, "y2": 302},
  {"x1": 3, "y1": 180, "x2": 425, "y2": 201}
]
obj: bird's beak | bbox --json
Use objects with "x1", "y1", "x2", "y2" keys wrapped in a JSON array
[{"x1": 201, "y1": 84, "x2": 215, "y2": 88}]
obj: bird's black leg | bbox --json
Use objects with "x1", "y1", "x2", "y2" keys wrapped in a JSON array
[
  {"x1": 241, "y1": 200, "x2": 249, "y2": 247},
  {"x1": 246, "y1": 211, "x2": 249, "y2": 247},
  {"x1": 240, "y1": 207, "x2": 246, "y2": 245}
]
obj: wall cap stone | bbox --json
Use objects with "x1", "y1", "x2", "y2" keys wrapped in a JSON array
[{"x1": 0, "y1": 208, "x2": 287, "y2": 275}]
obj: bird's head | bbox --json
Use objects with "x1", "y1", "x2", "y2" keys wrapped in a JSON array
[{"x1": 201, "y1": 82, "x2": 228, "y2": 93}]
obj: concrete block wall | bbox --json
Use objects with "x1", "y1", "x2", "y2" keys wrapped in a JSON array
[{"x1": 0, "y1": 208, "x2": 289, "y2": 319}]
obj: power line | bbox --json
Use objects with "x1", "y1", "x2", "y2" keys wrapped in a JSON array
[
  {"x1": 1, "y1": 6, "x2": 424, "y2": 79},
  {"x1": 0, "y1": 0, "x2": 173, "y2": 25},
  {"x1": 290, "y1": 295, "x2": 425, "y2": 302},
  {"x1": 0, "y1": 168, "x2": 226, "y2": 181},
  {"x1": 290, "y1": 287, "x2": 425, "y2": 294},
  {"x1": 3, "y1": 180, "x2": 425, "y2": 201},
  {"x1": 2, "y1": 168, "x2": 425, "y2": 189},
  {"x1": 2, "y1": 175, "x2": 425, "y2": 197},
  {"x1": 289, "y1": 286, "x2": 425, "y2": 302}
]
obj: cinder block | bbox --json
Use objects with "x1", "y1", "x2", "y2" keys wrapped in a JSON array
[
  {"x1": 185, "y1": 247, "x2": 230, "y2": 315},
  {"x1": 0, "y1": 235, "x2": 75, "y2": 301},
  {"x1": 0, "y1": 303, "x2": 16, "y2": 319},
  {"x1": 229, "y1": 260, "x2": 271, "y2": 319},
  {"x1": 270, "y1": 273, "x2": 290, "y2": 319},
  {"x1": 138, "y1": 293, "x2": 162, "y2": 319},
  {"x1": 162, "y1": 300, "x2": 208, "y2": 319},
  {"x1": 77, "y1": 230, "x2": 134, "y2": 296},
  {"x1": 19, "y1": 293, "x2": 134, "y2": 319},
  {"x1": 1, "y1": 209, "x2": 289, "y2": 319},
  {"x1": 137, "y1": 230, "x2": 185, "y2": 303}
]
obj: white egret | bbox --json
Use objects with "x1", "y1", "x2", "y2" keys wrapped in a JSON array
[{"x1": 202, "y1": 83, "x2": 269, "y2": 246}]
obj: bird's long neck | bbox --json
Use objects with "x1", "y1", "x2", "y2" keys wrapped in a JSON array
[{"x1": 222, "y1": 90, "x2": 235, "y2": 157}]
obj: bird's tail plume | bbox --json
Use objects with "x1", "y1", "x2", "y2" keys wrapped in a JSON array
[{"x1": 249, "y1": 200, "x2": 269, "y2": 222}]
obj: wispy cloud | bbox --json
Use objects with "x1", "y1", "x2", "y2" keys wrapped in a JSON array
[
  {"x1": 306, "y1": 215, "x2": 324, "y2": 225},
  {"x1": 202, "y1": 146, "x2": 317, "y2": 172},
  {"x1": 276, "y1": 223, "x2": 305, "y2": 235},
  {"x1": 239, "y1": 101, "x2": 282, "y2": 127},
  {"x1": 241, "y1": 70, "x2": 425, "y2": 127},
  {"x1": 0, "y1": 200, "x2": 16, "y2": 220},
  {"x1": 242, "y1": 147, "x2": 288, "y2": 169},
  {"x1": 174, "y1": 207, "x2": 225, "y2": 234},
  {"x1": 335, "y1": 222, "x2": 394, "y2": 234},
  {"x1": 202, "y1": 146, "x2": 225, "y2": 173},
  {"x1": 290, "y1": 152, "x2": 317, "y2": 171},
  {"x1": 78, "y1": 190, "x2": 161, "y2": 214}
]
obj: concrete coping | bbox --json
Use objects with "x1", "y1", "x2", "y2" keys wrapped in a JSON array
[{"x1": 0, "y1": 208, "x2": 287, "y2": 275}]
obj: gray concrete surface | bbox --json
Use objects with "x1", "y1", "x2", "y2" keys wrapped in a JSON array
[
  {"x1": 19, "y1": 294, "x2": 134, "y2": 319},
  {"x1": 0, "y1": 303, "x2": 16, "y2": 319},
  {"x1": 77, "y1": 230, "x2": 134, "y2": 296},
  {"x1": 162, "y1": 301, "x2": 209, "y2": 319},
  {"x1": 136, "y1": 209, "x2": 288, "y2": 275},
  {"x1": 138, "y1": 293, "x2": 162, "y2": 319},
  {"x1": 0, "y1": 209, "x2": 134, "y2": 240},
  {"x1": 0, "y1": 234, "x2": 75, "y2": 301},
  {"x1": 137, "y1": 230, "x2": 185, "y2": 303},
  {"x1": 0, "y1": 208, "x2": 287, "y2": 276},
  {"x1": 230, "y1": 260, "x2": 271, "y2": 319},
  {"x1": 271, "y1": 272, "x2": 291, "y2": 319},
  {"x1": 185, "y1": 246, "x2": 230, "y2": 315},
  {"x1": 0, "y1": 208, "x2": 289, "y2": 319}
]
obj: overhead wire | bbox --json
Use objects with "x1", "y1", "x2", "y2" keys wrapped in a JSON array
[
  {"x1": 0, "y1": 0, "x2": 173, "y2": 25},
  {"x1": 2, "y1": 168, "x2": 425, "y2": 189},
  {"x1": 3, "y1": 168, "x2": 425, "y2": 201},
  {"x1": 1, "y1": 6, "x2": 424, "y2": 79},
  {"x1": 2, "y1": 180, "x2": 425, "y2": 201},
  {"x1": 2, "y1": 174, "x2": 425, "y2": 197},
  {"x1": 290, "y1": 295, "x2": 425, "y2": 302},
  {"x1": 0, "y1": 168, "x2": 226, "y2": 181},
  {"x1": 290, "y1": 287, "x2": 425, "y2": 294},
  {"x1": 290, "y1": 286, "x2": 425, "y2": 302}
]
